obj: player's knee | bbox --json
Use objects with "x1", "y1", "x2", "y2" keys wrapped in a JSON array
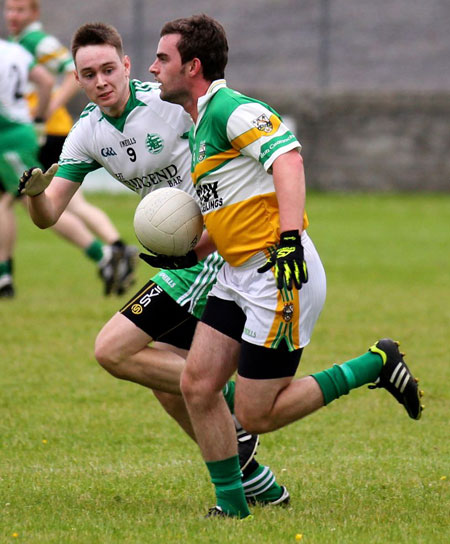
[
  {"x1": 234, "y1": 406, "x2": 271, "y2": 434},
  {"x1": 180, "y1": 367, "x2": 212, "y2": 407},
  {"x1": 94, "y1": 332, "x2": 125, "y2": 377}
]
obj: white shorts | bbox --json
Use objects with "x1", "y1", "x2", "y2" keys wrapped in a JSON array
[{"x1": 208, "y1": 231, "x2": 326, "y2": 350}]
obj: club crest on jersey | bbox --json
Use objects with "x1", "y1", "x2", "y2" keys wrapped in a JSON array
[
  {"x1": 282, "y1": 302, "x2": 294, "y2": 323},
  {"x1": 252, "y1": 113, "x2": 273, "y2": 133},
  {"x1": 197, "y1": 141, "x2": 206, "y2": 162},
  {"x1": 146, "y1": 133, "x2": 164, "y2": 154}
]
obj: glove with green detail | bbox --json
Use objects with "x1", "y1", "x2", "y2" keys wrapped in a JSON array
[
  {"x1": 257, "y1": 230, "x2": 308, "y2": 290},
  {"x1": 18, "y1": 163, "x2": 59, "y2": 197},
  {"x1": 139, "y1": 250, "x2": 198, "y2": 270}
]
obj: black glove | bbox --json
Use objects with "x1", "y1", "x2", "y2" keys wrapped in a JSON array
[
  {"x1": 257, "y1": 230, "x2": 308, "y2": 290},
  {"x1": 139, "y1": 250, "x2": 198, "y2": 270}
]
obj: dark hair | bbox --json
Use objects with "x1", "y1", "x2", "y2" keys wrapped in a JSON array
[
  {"x1": 71, "y1": 22, "x2": 124, "y2": 63},
  {"x1": 160, "y1": 14, "x2": 228, "y2": 81}
]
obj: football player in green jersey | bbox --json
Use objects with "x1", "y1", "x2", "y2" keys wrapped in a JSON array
[{"x1": 148, "y1": 14, "x2": 423, "y2": 518}]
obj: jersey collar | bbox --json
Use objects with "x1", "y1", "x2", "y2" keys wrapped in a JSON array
[
  {"x1": 100, "y1": 80, "x2": 146, "y2": 132},
  {"x1": 195, "y1": 79, "x2": 227, "y2": 128}
]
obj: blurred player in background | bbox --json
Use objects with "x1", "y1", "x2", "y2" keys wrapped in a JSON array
[
  {"x1": 148, "y1": 14, "x2": 424, "y2": 518},
  {"x1": 19, "y1": 22, "x2": 290, "y2": 507},
  {"x1": 4, "y1": 0, "x2": 137, "y2": 295},
  {"x1": 0, "y1": 38, "x2": 53, "y2": 297}
]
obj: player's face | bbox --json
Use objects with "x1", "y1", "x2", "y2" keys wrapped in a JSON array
[
  {"x1": 4, "y1": 0, "x2": 38, "y2": 36},
  {"x1": 149, "y1": 34, "x2": 191, "y2": 105},
  {"x1": 74, "y1": 44, "x2": 131, "y2": 117}
]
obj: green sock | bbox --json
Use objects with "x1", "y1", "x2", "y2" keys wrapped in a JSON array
[
  {"x1": 242, "y1": 464, "x2": 283, "y2": 503},
  {"x1": 312, "y1": 351, "x2": 383, "y2": 405},
  {"x1": 222, "y1": 380, "x2": 235, "y2": 413},
  {"x1": 0, "y1": 261, "x2": 8, "y2": 277},
  {"x1": 85, "y1": 239, "x2": 104, "y2": 263},
  {"x1": 206, "y1": 455, "x2": 251, "y2": 518}
]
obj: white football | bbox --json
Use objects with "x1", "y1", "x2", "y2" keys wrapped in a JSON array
[{"x1": 134, "y1": 188, "x2": 203, "y2": 256}]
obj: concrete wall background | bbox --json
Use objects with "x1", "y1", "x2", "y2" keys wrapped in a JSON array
[{"x1": 2, "y1": 0, "x2": 449, "y2": 191}]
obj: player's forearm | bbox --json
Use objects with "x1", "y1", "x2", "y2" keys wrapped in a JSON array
[
  {"x1": 29, "y1": 65, "x2": 54, "y2": 120},
  {"x1": 26, "y1": 176, "x2": 76, "y2": 228},
  {"x1": 47, "y1": 72, "x2": 80, "y2": 118},
  {"x1": 272, "y1": 151, "x2": 306, "y2": 234},
  {"x1": 27, "y1": 192, "x2": 60, "y2": 229}
]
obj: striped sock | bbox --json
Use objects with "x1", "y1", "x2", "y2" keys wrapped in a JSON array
[{"x1": 243, "y1": 464, "x2": 283, "y2": 503}]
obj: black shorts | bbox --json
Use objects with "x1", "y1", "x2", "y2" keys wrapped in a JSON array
[
  {"x1": 201, "y1": 296, "x2": 303, "y2": 380},
  {"x1": 120, "y1": 280, "x2": 198, "y2": 350},
  {"x1": 39, "y1": 135, "x2": 65, "y2": 170}
]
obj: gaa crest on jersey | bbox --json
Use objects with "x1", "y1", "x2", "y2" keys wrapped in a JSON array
[
  {"x1": 146, "y1": 133, "x2": 164, "y2": 154},
  {"x1": 282, "y1": 302, "x2": 294, "y2": 323},
  {"x1": 252, "y1": 113, "x2": 273, "y2": 133}
]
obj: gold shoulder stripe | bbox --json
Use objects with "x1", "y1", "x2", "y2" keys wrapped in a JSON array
[
  {"x1": 231, "y1": 114, "x2": 281, "y2": 151},
  {"x1": 38, "y1": 47, "x2": 69, "y2": 65},
  {"x1": 192, "y1": 148, "x2": 240, "y2": 184}
]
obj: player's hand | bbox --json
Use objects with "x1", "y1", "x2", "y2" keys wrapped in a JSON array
[
  {"x1": 257, "y1": 230, "x2": 308, "y2": 290},
  {"x1": 139, "y1": 250, "x2": 198, "y2": 270},
  {"x1": 18, "y1": 163, "x2": 59, "y2": 197}
]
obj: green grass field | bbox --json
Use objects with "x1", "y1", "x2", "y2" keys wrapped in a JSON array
[{"x1": 1, "y1": 192, "x2": 449, "y2": 543}]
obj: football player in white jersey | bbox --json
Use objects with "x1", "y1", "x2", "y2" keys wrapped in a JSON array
[
  {"x1": 148, "y1": 14, "x2": 423, "y2": 518},
  {"x1": 19, "y1": 22, "x2": 290, "y2": 507},
  {"x1": 0, "y1": 38, "x2": 53, "y2": 297}
]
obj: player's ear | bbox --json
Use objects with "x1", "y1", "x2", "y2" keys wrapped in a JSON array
[
  {"x1": 189, "y1": 58, "x2": 202, "y2": 77},
  {"x1": 123, "y1": 55, "x2": 131, "y2": 76}
]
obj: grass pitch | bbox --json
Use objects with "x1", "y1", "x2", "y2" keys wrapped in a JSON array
[{"x1": 1, "y1": 192, "x2": 449, "y2": 543}]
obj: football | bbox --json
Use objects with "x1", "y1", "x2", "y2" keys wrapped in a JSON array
[{"x1": 133, "y1": 188, "x2": 203, "y2": 256}]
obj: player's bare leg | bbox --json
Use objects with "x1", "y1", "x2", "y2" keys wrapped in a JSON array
[
  {"x1": 0, "y1": 193, "x2": 16, "y2": 262},
  {"x1": 0, "y1": 193, "x2": 16, "y2": 296},
  {"x1": 234, "y1": 375, "x2": 324, "y2": 434},
  {"x1": 95, "y1": 312, "x2": 186, "y2": 393},
  {"x1": 181, "y1": 322, "x2": 251, "y2": 517},
  {"x1": 50, "y1": 208, "x2": 96, "y2": 248},
  {"x1": 66, "y1": 191, "x2": 120, "y2": 244}
]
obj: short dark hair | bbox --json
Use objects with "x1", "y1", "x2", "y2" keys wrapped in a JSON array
[
  {"x1": 160, "y1": 14, "x2": 228, "y2": 81},
  {"x1": 71, "y1": 22, "x2": 124, "y2": 63}
]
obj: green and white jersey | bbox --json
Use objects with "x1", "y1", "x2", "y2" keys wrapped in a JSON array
[
  {"x1": 0, "y1": 39, "x2": 34, "y2": 127},
  {"x1": 58, "y1": 79, "x2": 224, "y2": 317},
  {"x1": 10, "y1": 21, "x2": 74, "y2": 76},
  {"x1": 0, "y1": 40, "x2": 39, "y2": 194},
  {"x1": 190, "y1": 80, "x2": 307, "y2": 267},
  {"x1": 58, "y1": 79, "x2": 196, "y2": 199}
]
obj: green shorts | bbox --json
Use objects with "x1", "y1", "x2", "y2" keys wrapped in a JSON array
[
  {"x1": 0, "y1": 124, "x2": 40, "y2": 196},
  {"x1": 152, "y1": 252, "x2": 225, "y2": 319}
]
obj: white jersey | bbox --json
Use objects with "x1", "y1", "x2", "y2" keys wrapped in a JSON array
[
  {"x1": 58, "y1": 80, "x2": 196, "y2": 200},
  {"x1": 0, "y1": 39, "x2": 34, "y2": 126}
]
